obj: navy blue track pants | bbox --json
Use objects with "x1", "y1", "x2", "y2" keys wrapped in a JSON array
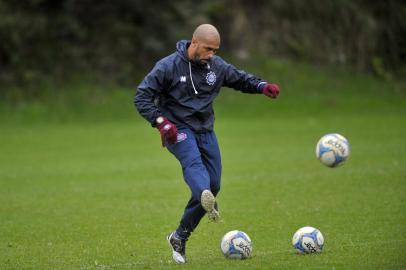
[{"x1": 167, "y1": 128, "x2": 221, "y2": 240}]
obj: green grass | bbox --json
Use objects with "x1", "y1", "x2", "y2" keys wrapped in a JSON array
[{"x1": 1, "y1": 60, "x2": 405, "y2": 269}]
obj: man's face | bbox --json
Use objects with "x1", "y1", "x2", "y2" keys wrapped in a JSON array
[{"x1": 190, "y1": 36, "x2": 220, "y2": 66}]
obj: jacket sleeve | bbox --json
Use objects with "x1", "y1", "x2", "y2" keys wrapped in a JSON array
[
  {"x1": 134, "y1": 62, "x2": 168, "y2": 126},
  {"x1": 222, "y1": 61, "x2": 267, "y2": 93}
]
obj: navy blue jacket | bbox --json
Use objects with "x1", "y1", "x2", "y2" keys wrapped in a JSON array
[{"x1": 134, "y1": 40, "x2": 267, "y2": 132}]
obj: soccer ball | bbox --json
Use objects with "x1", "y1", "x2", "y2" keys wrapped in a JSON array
[
  {"x1": 292, "y1": 226, "x2": 324, "y2": 254},
  {"x1": 316, "y1": 133, "x2": 350, "y2": 167},
  {"x1": 220, "y1": 230, "x2": 252, "y2": 259}
]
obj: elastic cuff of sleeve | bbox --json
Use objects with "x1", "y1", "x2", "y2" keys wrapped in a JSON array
[{"x1": 257, "y1": 82, "x2": 267, "y2": 93}]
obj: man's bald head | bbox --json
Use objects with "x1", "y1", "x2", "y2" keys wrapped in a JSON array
[
  {"x1": 188, "y1": 24, "x2": 221, "y2": 66},
  {"x1": 192, "y1": 24, "x2": 221, "y2": 43}
]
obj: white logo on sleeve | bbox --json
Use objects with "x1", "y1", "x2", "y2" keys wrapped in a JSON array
[
  {"x1": 206, "y1": 71, "x2": 216, "y2": 85},
  {"x1": 180, "y1": 76, "x2": 186, "y2": 82}
]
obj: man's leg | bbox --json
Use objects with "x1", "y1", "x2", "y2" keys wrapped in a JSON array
[
  {"x1": 175, "y1": 130, "x2": 222, "y2": 237},
  {"x1": 165, "y1": 129, "x2": 220, "y2": 263},
  {"x1": 166, "y1": 129, "x2": 216, "y2": 239},
  {"x1": 167, "y1": 129, "x2": 210, "y2": 200},
  {"x1": 198, "y1": 131, "x2": 222, "y2": 197}
]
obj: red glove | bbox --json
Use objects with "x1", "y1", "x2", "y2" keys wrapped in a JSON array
[
  {"x1": 262, "y1": 83, "x2": 280, "y2": 99},
  {"x1": 156, "y1": 116, "x2": 178, "y2": 147}
]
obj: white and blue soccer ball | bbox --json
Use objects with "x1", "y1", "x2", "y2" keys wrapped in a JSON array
[
  {"x1": 316, "y1": 133, "x2": 350, "y2": 167},
  {"x1": 292, "y1": 226, "x2": 324, "y2": 254},
  {"x1": 220, "y1": 230, "x2": 252, "y2": 259}
]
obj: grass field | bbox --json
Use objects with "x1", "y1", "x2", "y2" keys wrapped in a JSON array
[{"x1": 1, "y1": 60, "x2": 405, "y2": 269}]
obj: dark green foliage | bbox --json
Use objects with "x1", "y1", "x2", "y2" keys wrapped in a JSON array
[{"x1": 0, "y1": 0, "x2": 405, "y2": 90}]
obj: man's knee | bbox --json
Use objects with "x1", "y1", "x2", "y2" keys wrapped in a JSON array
[{"x1": 181, "y1": 155, "x2": 204, "y2": 170}]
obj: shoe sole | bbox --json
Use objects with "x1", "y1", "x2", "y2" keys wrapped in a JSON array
[
  {"x1": 166, "y1": 233, "x2": 186, "y2": 264},
  {"x1": 201, "y1": 190, "x2": 220, "y2": 222}
]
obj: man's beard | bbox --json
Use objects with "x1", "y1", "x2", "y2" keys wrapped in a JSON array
[{"x1": 192, "y1": 55, "x2": 210, "y2": 67}]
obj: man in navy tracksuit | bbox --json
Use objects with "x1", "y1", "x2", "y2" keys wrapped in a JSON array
[{"x1": 134, "y1": 24, "x2": 280, "y2": 263}]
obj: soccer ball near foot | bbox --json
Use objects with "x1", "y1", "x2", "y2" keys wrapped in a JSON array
[
  {"x1": 292, "y1": 226, "x2": 324, "y2": 254},
  {"x1": 220, "y1": 230, "x2": 252, "y2": 259}
]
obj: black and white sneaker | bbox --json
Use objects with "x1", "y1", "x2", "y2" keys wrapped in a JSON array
[
  {"x1": 201, "y1": 189, "x2": 220, "y2": 222},
  {"x1": 166, "y1": 232, "x2": 186, "y2": 264}
]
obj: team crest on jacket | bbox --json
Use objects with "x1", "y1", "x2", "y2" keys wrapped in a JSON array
[{"x1": 206, "y1": 71, "x2": 216, "y2": 85}]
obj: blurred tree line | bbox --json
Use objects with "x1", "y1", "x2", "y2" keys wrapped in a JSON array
[{"x1": 0, "y1": 0, "x2": 405, "y2": 93}]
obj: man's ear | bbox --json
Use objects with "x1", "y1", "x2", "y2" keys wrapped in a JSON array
[{"x1": 191, "y1": 36, "x2": 198, "y2": 47}]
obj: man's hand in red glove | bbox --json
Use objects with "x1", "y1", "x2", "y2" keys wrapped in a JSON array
[
  {"x1": 262, "y1": 83, "x2": 280, "y2": 99},
  {"x1": 156, "y1": 116, "x2": 178, "y2": 147}
]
